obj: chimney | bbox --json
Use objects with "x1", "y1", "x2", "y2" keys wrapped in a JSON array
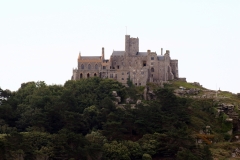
[
  {"x1": 161, "y1": 48, "x2": 163, "y2": 55},
  {"x1": 102, "y1": 47, "x2": 105, "y2": 60}
]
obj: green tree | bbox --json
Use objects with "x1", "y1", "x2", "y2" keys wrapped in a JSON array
[{"x1": 103, "y1": 141, "x2": 130, "y2": 160}]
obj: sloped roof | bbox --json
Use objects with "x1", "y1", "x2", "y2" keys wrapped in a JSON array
[
  {"x1": 112, "y1": 51, "x2": 125, "y2": 56},
  {"x1": 158, "y1": 56, "x2": 164, "y2": 60},
  {"x1": 81, "y1": 56, "x2": 101, "y2": 59},
  {"x1": 136, "y1": 52, "x2": 147, "y2": 56}
]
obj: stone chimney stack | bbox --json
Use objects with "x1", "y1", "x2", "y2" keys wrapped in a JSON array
[
  {"x1": 102, "y1": 47, "x2": 105, "y2": 61},
  {"x1": 161, "y1": 48, "x2": 163, "y2": 55}
]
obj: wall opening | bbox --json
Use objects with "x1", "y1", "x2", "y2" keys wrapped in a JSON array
[
  {"x1": 87, "y1": 73, "x2": 90, "y2": 78},
  {"x1": 151, "y1": 68, "x2": 154, "y2": 72},
  {"x1": 143, "y1": 61, "x2": 146, "y2": 66},
  {"x1": 94, "y1": 73, "x2": 97, "y2": 77},
  {"x1": 80, "y1": 73, "x2": 83, "y2": 79}
]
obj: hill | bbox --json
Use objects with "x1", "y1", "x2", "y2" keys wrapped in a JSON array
[{"x1": 0, "y1": 78, "x2": 239, "y2": 159}]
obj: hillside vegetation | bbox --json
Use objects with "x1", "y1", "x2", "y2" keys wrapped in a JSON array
[{"x1": 0, "y1": 78, "x2": 239, "y2": 160}]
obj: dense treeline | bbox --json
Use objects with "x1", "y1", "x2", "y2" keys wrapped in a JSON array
[{"x1": 0, "y1": 78, "x2": 214, "y2": 160}]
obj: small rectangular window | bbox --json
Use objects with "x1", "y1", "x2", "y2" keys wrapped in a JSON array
[
  {"x1": 151, "y1": 57, "x2": 154, "y2": 60},
  {"x1": 103, "y1": 66, "x2": 106, "y2": 69},
  {"x1": 143, "y1": 61, "x2": 146, "y2": 66},
  {"x1": 122, "y1": 78, "x2": 124, "y2": 80}
]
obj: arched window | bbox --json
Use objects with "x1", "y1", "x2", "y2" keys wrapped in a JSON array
[
  {"x1": 151, "y1": 68, "x2": 154, "y2": 72},
  {"x1": 88, "y1": 64, "x2": 91, "y2": 70},
  {"x1": 80, "y1": 73, "x2": 83, "y2": 79},
  {"x1": 81, "y1": 64, "x2": 84, "y2": 69},
  {"x1": 87, "y1": 73, "x2": 90, "y2": 78},
  {"x1": 95, "y1": 64, "x2": 98, "y2": 70},
  {"x1": 94, "y1": 73, "x2": 97, "y2": 77}
]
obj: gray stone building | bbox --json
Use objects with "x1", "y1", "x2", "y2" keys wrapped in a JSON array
[{"x1": 72, "y1": 35, "x2": 179, "y2": 86}]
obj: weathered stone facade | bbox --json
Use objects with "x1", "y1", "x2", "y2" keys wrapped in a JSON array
[{"x1": 72, "y1": 35, "x2": 179, "y2": 86}]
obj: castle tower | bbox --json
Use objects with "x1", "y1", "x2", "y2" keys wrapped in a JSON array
[{"x1": 125, "y1": 35, "x2": 139, "y2": 56}]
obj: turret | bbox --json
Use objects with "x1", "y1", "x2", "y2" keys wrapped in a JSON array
[
  {"x1": 78, "y1": 52, "x2": 81, "y2": 60},
  {"x1": 147, "y1": 50, "x2": 151, "y2": 54},
  {"x1": 166, "y1": 50, "x2": 170, "y2": 55}
]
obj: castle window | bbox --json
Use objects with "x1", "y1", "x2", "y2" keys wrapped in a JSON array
[
  {"x1": 94, "y1": 73, "x2": 97, "y2": 77},
  {"x1": 80, "y1": 73, "x2": 83, "y2": 79},
  {"x1": 117, "y1": 65, "x2": 119, "y2": 69},
  {"x1": 139, "y1": 83, "x2": 141, "y2": 86},
  {"x1": 88, "y1": 64, "x2": 91, "y2": 70},
  {"x1": 151, "y1": 68, "x2": 154, "y2": 72},
  {"x1": 95, "y1": 64, "x2": 98, "y2": 70},
  {"x1": 151, "y1": 57, "x2": 154, "y2": 60},
  {"x1": 81, "y1": 64, "x2": 84, "y2": 69},
  {"x1": 103, "y1": 66, "x2": 106, "y2": 69},
  {"x1": 110, "y1": 74, "x2": 113, "y2": 78},
  {"x1": 122, "y1": 78, "x2": 124, "y2": 80},
  {"x1": 122, "y1": 72, "x2": 124, "y2": 75},
  {"x1": 87, "y1": 73, "x2": 90, "y2": 78},
  {"x1": 143, "y1": 61, "x2": 146, "y2": 66}
]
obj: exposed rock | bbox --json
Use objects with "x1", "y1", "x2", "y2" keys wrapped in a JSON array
[
  {"x1": 112, "y1": 91, "x2": 118, "y2": 97},
  {"x1": 143, "y1": 87, "x2": 147, "y2": 100},
  {"x1": 115, "y1": 96, "x2": 121, "y2": 103},
  {"x1": 113, "y1": 101, "x2": 118, "y2": 105},
  {"x1": 126, "y1": 97, "x2": 134, "y2": 104},
  {"x1": 136, "y1": 100, "x2": 142, "y2": 105}
]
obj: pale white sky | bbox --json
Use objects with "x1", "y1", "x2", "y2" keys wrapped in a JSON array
[{"x1": 0, "y1": 0, "x2": 240, "y2": 93}]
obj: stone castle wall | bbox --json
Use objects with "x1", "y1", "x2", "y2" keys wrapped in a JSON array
[{"x1": 72, "y1": 35, "x2": 179, "y2": 86}]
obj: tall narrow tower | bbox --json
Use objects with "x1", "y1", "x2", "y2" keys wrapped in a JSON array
[{"x1": 125, "y1": 35, "x2": 139, "y2": 56}]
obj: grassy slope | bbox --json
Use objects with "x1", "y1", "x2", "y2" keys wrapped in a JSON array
[{"x1": 169, "y1": 80, "x2": 240, "y2": 159}]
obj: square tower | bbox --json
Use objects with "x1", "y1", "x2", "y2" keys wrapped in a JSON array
[{"x1": 125, "y1": 35, "x2": 139, "y2": 56}]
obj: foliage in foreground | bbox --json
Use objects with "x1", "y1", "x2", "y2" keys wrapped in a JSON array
[{"x1": 0, "y1": 78, "x2": 223, "y2": 159}]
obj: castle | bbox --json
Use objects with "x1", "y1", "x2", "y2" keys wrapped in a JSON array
[{"x1": 72, "y1": 35, "x2": 179, "y2": 86}]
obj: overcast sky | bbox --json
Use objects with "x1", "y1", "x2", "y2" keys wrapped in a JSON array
[{"x1": 0, "y1": 0, "x2": 240, "y2": 93}]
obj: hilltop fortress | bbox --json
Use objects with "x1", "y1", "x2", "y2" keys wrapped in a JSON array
[{"x1": 72, "y1": 35, "x2": 179, "y2": 86}]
